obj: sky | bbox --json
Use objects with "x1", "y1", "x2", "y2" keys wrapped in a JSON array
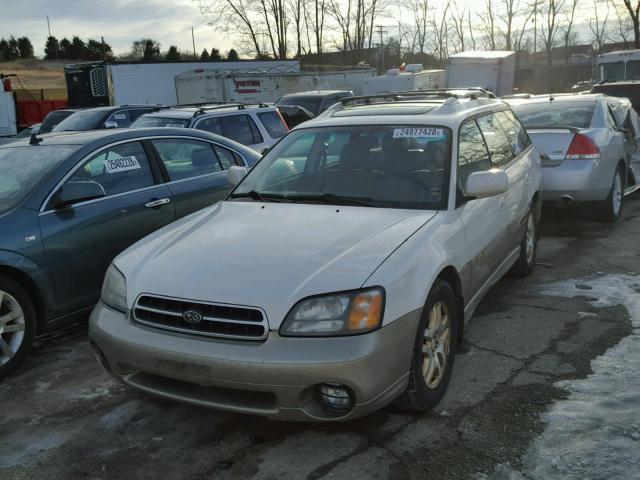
[
  {"x1": 0, "y1": 0, "x2": 620, "y2": 59},
  {"x1": 0, "y1": 0, "x2": 231, "y2": 57}
]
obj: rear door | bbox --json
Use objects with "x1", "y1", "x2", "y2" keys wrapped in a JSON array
[
  {"x1": 150, "y1": 137, "x2": 244, "y2": 217},
  {"x1": 194, "y1": 113, "x2": 266, "y2": 151},
  {"x1": 39, "y1": 140, "x2": 176, "y2": 313},
  {"x1": 455, "y1": 118, "x2": 507, "y2": 297}
]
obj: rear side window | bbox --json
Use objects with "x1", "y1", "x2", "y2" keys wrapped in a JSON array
[
  {"x1": 127, "y1": 109, "x2": 153, "y2": 122},
  {"x1": 152, "y1": 139, "x2": 222, "y2": 181},
  {"x1": 476, "y1": 114, "x2": 514, "y2": 167},
  {"x1": 62, "y1": 141, "x2": 154, "y2": 199},
  {"x1": 196, "y1": 117, "x2": 223, "y2": 136},
  {"x1": 494, "y1": 110, "x2": 531, "y2": 156},
  {"x1": 511, "y1": 103, "x2": 595, "y2": 129},
  {"x1": 257, "y1": 111, "x2": 288, "y2": 138},
  {"x1": 214, "y1": 145, "x2": 240, "y2": 169},
  {"x1": 219, "y1": 115, "x2": 263, "y2": 145},
  {"x1": 458, "y1": 120, "x2": 491, "y2": 188}
]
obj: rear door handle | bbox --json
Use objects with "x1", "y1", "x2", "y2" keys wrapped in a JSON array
[{"x1": 145, "y1": 197, "x2": 171, "y2": 208}]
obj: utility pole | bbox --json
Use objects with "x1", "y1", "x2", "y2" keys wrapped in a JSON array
[
  {"x1": 101, "y1": 36, "x2": 106, "y2": 61},
  {"x1": 376, "y1": 25, "x2": 388, "y2": 73},
  {"x1": 192, "y1": 27, "x2": 196, "y2": 56},
  {"x1": 46, "y1": 15, "x2": 51, "y2": 37}
]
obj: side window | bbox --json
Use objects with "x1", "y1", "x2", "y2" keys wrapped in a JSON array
[
  {"x1": 195, "y1": 117, "x2": 223, "y2": 136},
  {"x1": 476, "y1": 114, "x2": 514, "y2": 167},
  {"x1": 105, "y1": 110, "x2": 131, "y2": 128},
  {"x1": 62, "y1": 141, "x2": 154, "y2": 199},
  {"x1": 494, "y1": 110, "x2": 530, "y2": 156},
  {"x1": 220, "y1": 115, "x2": 262, "y2": 145},
  {"x1": 458, "y1": 120, "x2": 491, "y2": 189},
  {"x1": 152, "y1": 139, "x2": 222, "y2": 181},
  {"x1": 214, "y1": 145, "x2": 240, "y2": 169},
  {"x1": 257, "y1": 111, "x2": 288, "y2": 139}
]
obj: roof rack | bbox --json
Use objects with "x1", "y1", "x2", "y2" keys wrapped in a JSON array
[
  {"x1": 192, "y1": 102, "x2": 271, "y2": 117},
  {"x1": 340, "y1": 89, "x2": 497, "y2": 107}
]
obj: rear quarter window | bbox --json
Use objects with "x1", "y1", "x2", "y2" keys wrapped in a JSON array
[{"x1": 257, "y1": 111, "x2": 288, "y2": 138}]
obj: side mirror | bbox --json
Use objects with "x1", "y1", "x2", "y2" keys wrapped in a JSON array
[
  {"x1": 228, "y1": 165, "x2": 248, "y2": 186},
  {"x1": 53, "y1": 181, "x2": 106, "y2": 209},
  {"x1": 463, "y1": 169, "x2": 509, "y2": 200},
  {"x1": 104, "y1": 121, "x2": 119, "y2": 129},
  {"x1": 261, "y1": 146, "x2": 271, "y2": 155}
]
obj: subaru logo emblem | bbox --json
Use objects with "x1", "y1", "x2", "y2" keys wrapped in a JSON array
[{"x1": 182, "y1": 310, "x2": 203, "y2": 324}]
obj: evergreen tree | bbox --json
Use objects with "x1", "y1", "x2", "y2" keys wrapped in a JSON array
[
  {"x1": 209, "y1": 48, "x2": 221, "y2": 61},
  {"x1": 200, "y1": 48, "x2": 209, "y2": 60},
  {"x1": 17, "y1": 37, "x2": 34, "y2": 59},
  {"x1": 7, "y1": 36, "x2": 20, "y2": 60},
  {"x1": 44, "y1": 36, "x2": 61, "y2": 59},
  {"x1": 165, "y1": 45, "x2": 181, "y2": 61},
  {"x1": 59, "y1": 38, "x2": 72, "y2": 58},
  {"x1": 86, "y1": 39, "x2": 114, "y2": 61},
  {"x1": 0, "y1": 39, "x2": 9, "y2": 62},
  {"x1": 227, "y1": 48, "x2": 239, "y2": 61},
  {"x1": 69, "y1": 36, "x2": 86, "y2": 60}
]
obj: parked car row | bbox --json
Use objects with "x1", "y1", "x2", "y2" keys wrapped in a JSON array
[{"x1": 1, "y1": 87, "x2": 637, "y2": 422}]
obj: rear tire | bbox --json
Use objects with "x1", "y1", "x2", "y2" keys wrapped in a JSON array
[
  {"x1": 396, "y1": 279, "x2": 457, "y2": 412},
  {"x1": 511, "y1": 208, "x2": 537, "y2": 277},
  {"x1": 0, "y1": 275, "x2": 36, "y2": 379},
  {"x1": 598, "y1": 166, "x2": 624, "y2": 223}
]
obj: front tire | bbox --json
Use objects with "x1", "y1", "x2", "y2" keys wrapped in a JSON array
[
  {"x1": 511, "y1": 209, "x2": 537, "y2": 277},
  {"x1": 598, "y1": 166, "x2": 624, "y2": 223},
  {"x1": 0, "y1": 275, "x2": 36, "y2": 379},
  {"x1": 396, "y1": 279, "x2": 457, "y2": 412}
]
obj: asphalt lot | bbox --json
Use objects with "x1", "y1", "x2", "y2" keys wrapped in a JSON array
[{"x1": 1, "y1": 195, "x2": 639, "y2": 480}]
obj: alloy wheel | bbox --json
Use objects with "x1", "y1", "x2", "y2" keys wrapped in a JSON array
[
  {"x1": 612, "y1": 171, "x2": 623, "y2": 216},
  {"x1": 0, "y1": 290, "x2": 26, "y2": 366},
  {"x1": 422, "y1": 300, "x2": 451, "y2": 389}
]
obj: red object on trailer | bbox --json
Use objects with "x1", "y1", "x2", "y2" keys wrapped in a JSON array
[
  {"x1": 16, "y1": 99, "x2": 69, "y2": 128},
  {"x1": 2, "y1": 78, "x2": 11, "y2": 92}
]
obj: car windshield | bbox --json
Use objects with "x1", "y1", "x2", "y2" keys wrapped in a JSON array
[
  {"x1": 53, "y1": 110, "x2": 107, "y2": 131},
  {"x1": 511, "y1": 102, "x2": 595, "y2": 129},
  {"x1": 232, "y1": 125, "x2": 451, "y2": 210},
  {"x1": 276, "y1": 96, "x2": 323, "y2": 115},
  {"x1": 40, "y1": 111, "x2": 75, "y2": 133},
  {"x1": 0, "y1": 145, "x2": 77, "y2": 213},
  {"x1": 130, "y1": 116, "x2": 190, "y2": 128}
]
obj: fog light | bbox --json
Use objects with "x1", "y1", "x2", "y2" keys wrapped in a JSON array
[{"x1": 318, "y1": 383, "x2": 354, "y2": 414}]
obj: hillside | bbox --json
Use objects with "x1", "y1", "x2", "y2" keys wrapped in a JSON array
[{"x1": 0, "y1": 59, "x2": 66, "y2": 90}]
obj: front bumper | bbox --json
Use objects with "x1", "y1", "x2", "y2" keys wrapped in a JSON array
[
  {"x1": 89, "y1": 301, "x2": 421, "y2": 421},
  {"x1": 541, "y1": 158, "x2": 612, "y2": 202}
]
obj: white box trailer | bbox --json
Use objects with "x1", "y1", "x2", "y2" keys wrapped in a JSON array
[
  {"x1": 446, "y1": 51, "x2": 516, "y2": 97},
  {"x1": 0, "y1": 88, "x2": 17, "y2": 137},
  {"x1": 175, "y1": 67, "x2": 376, "y2": 105},
  {"x1": 361, "y1": 66, "x2": 445, "y2": 95},
  {"x1": 65, "y1": 60, "x2": 300, "y2": 107}
]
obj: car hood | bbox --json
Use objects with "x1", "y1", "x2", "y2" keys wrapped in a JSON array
[{"x1": 116, "y1": 201, "x2": 437, "y2": 328}]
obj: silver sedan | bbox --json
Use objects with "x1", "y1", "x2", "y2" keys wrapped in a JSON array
[{"x1": 508, "y1": 94, "x2": 628, "y2": 222}]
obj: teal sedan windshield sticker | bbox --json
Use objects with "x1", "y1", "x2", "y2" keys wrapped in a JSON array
[
  {"x1": 104, "y1": 156, "x2": 141, "y2": 174},
  {"x1": 393, "y1": 127, "x2": 444, "y2": 139}
]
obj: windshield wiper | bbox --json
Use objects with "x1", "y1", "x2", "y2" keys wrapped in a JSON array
[
  {"x1": 284, "y1": 193, "x2": 379, "y2": 207},
  {"x1": 229, "y1": 191, "x2": 288, "y2": 202}
]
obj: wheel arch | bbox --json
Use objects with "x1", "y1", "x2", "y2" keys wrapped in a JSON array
[
  {"x1": 435, "y1": 266, "x2": 465, "y2": 344},
  {"x1": 0, "y1": 265, "x2": 46, "y2": 334}
]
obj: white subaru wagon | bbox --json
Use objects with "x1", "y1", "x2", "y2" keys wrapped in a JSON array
[{"x1": 90, "y1": 92, "x2": 542, "y2": 421}]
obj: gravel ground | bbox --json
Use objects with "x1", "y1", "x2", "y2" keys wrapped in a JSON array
[{"x1": 1, "y1": 194, "x2": 639, "y2": 480}]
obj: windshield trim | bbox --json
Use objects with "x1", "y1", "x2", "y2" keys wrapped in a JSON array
[{"x1": 229, "y1": 124, "x2": 452, "y2": 211}]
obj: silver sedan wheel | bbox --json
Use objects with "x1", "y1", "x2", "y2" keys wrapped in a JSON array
[
  {"x1": 612, "y1": 171, "x2": 623, "y2": 216},
  {"x1": 0, "y1": 290, "x2": 26, "y2": 366},
  {"x1": 422, "y1": 301, "x2": 451, "y2": 389},
  {"x1": 525, "y1": 213, "x2": 536, "y2": 264}
]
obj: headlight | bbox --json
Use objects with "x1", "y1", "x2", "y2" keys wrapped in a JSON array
[
  {"x1": 280, "y1": 288, "x2": 384, "y2": 336},
  {"x1": 101, "y1": 264, "x2": 127, "y2": 312}
]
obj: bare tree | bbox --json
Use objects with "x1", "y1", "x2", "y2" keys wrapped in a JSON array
[
  {"x1": 478, "y1": 0, "x2": 498, "y2": 50},
  {"x1": 513, "y1": 2, "x2": 536, "y2": 55},
  {"x1": 406, "y1": 0, "x2": 430, "y2": 53},
  {"x1": 199, "y1": 0, "x2": 263, "y2": 57},
  {"x1": 431, "y1": 1, "x2": 452, "y2": 62},
  {"x1": 468, "y1": 10, "x2": 477, "y2": 49},
  {"x1": 622, "y1": 0, "x2": 640, "y2": 48},
  {"x1": 560, "y1": 0, "x2": 579, "y2": 64},
  {"x1": 289, "y1": 0, "x2": 305, "y2": 57},
  {"x1": 588, "y1": 0, "x2": 609, "y2": 54},
  {"x1": 539, "y1": 0, "x2": 566, "y2": 69},
  {"x1": 612, "y1": 0, "x2": 634, "y2": 47},
  {"x1": 451, "y1": 1, "x2": 467, "y2": 52},
  {"x1": 499, "y1": 0, "x2": 521, "y2": 50}
]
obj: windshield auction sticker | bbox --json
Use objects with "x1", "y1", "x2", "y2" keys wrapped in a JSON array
[
  {"x1": 393, "y1": 127, "x2": 444, "y2": 139},
  {"x1": 104, "y1": 155, "x2": 141, "y2": 174}
]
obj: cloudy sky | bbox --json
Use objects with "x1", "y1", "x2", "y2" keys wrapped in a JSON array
[{"x1": 0, "y1": 0, "x2": 231, "y2": 57}]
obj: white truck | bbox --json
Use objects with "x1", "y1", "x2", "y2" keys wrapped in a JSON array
[
  {"x1": 174, "y1": 67, "x2": 375, "y2": 105},
  {"x1": 446, "y1": 51, "x2": 516, "y2": 97},
  {"x1": 360, "y1": 65, "x2": 445, "y2": 95},
  {"x1": 0, "y1": 77, "x2": 17, "y2": 138},
  {"x1": 595, "y1": 49, "x2": 640, "y2": 82}
]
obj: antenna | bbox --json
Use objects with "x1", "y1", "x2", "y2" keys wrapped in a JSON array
[{"x1": 30, "y1": 132, "x2": 43, "y2": 146}]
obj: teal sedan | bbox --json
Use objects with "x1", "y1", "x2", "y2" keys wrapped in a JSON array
[{"x1": 0, "y1": 128, "x2": 260, "y2": 378}]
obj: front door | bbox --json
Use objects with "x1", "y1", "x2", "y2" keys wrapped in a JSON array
[{"x1": 39, "y1": 140, "x2": 176, "y2": 315}]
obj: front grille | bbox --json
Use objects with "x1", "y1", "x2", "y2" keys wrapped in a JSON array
[{"x1": 133, "y1": 295, "x2": 268, "y2": 341}]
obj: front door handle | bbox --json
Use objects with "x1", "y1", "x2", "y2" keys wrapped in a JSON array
[{"x1": 145, "y1": 197, "x2": 171, "y2": 208}]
